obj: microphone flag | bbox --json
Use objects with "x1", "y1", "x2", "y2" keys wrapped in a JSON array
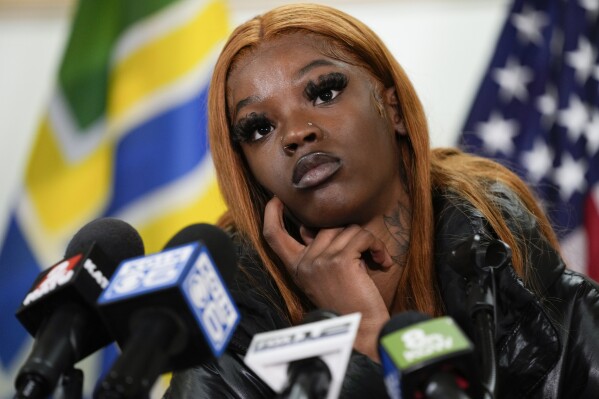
[{"x1": 244, "y1": 312, "x2": 361, "y2": 399}]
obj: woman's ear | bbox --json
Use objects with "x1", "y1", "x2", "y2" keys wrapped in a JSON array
[{"x1": 384, "y1": 87, "x2": 407, "y2": 136}]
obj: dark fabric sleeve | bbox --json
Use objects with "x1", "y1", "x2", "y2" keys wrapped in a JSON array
[
  {"x1": 165, "y1": 351, "x2": 389, "y2": 399},
  {"x1": 539, "y1": 270, "x2": 599, "y2": 399},
  {"x1": 340, "y1": 351, "x2": 388, "y2": 398},
  {"x1": 165, "y1": 351, "x2": 275, "y2": 399}
]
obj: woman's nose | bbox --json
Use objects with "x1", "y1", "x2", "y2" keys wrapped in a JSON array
[{"x1": 281, "y1": 121, "x2": 321, "y2": 155}]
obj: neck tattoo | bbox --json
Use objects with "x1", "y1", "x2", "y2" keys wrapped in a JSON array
[{"x1": 383, "y1": 200, "x2": 411, "y2": 266}]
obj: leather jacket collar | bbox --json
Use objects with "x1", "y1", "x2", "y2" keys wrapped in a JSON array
[{"x1": 433, "y1": 186, "x2": 562, "y2": 397}]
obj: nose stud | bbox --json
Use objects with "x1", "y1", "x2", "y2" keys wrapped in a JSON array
[{"x1": 307, "y1": 122, "x2": 313, "y2": 126}]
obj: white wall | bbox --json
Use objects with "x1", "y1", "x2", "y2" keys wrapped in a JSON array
[{"x1": 0, "y1": 0, "x2": 510, "y2": 242}]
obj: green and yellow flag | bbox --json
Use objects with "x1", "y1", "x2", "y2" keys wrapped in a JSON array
[{"x1": 0, "y1": 0, "x2": 229, "y2": 395}]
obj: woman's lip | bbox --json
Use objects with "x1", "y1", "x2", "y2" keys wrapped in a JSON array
[{"x1": 292, "y1": 152, "x2": 342, "y2": 189}]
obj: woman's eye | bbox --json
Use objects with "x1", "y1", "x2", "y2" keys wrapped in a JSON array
[
  {"x1": 252, "y1": 123, "x2": 274, "y2": 141},
  {"x1": 306, "y1": 72, "x2": 348, "y2": 106},
  {"x1": 230, "y1": 112, "x2": 275, "y2": 144},
  {"x1": 314, "y1": 89, "x2": 341, "y2": 105}
]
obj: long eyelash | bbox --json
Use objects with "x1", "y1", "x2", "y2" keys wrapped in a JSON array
[
  {"x1": 231, "y1": 112, "x2": 271, "y2": 143},
  {"x1": 305, "y1": 72, "x2": 348, "y2": 102}
]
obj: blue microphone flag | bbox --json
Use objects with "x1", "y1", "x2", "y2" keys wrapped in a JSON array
[{"x1": 98, "y1": 241, "x2": 239, "y2": 356}]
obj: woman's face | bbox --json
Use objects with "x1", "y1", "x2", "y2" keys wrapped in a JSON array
[{"x1": 227, "y1": 33, "x2": 406, "y2": 228}]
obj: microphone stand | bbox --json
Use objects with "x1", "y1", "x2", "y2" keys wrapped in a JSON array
[
  {"x1": 55, "y1": 368, "x2": 84, "y2": 399},
  {"x1": 450, "y1": 235, "x2": 512, "y2": 399}
]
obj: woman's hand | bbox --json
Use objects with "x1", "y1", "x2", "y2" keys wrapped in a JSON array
[{"x1": 263, "y1": 196, "x2": 394, "y2": 361}]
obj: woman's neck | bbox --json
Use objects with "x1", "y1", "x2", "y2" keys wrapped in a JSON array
[{"x1": 361, "y1": 194, "x2": 412, "y2": 311}]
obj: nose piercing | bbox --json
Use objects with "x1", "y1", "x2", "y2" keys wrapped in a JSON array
[{"x1": 307, "y1": 122, "x2": 313, "y2": 126}]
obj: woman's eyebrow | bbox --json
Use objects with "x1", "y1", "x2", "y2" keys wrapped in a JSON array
[
  {"x1": 296, "y1": 59, "x2": 335, "y2": 79},
  {"x1": 234, "y1": 95, "x2": 260, "y2": 119},
  {"x1": 233, "y1": 59, "x2": 337, "y2": 117}
]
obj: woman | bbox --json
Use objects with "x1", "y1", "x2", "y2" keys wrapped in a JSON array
[{"x1": 166, "y1": 3, "x2": 599, "y2": 398}]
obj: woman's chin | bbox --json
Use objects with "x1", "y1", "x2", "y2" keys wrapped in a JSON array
[{"x1": 294, "y1": 211, "x2": 359, "y2": 230}]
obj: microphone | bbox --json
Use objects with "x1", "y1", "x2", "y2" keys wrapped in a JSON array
[
  {"x1": 244, "y1": 310, "x2": 361, "y2": 399},
  {"x1": 95, "y1": 223, "x2": 240, "y2": 399},
  {"x1": 378, "y1": 312, "x2": 480, "y2": 399},
  {"x1": 14, "y1": 218, "x2": 145, "y2": 399},
  {"x1": 279, "y1": 310, "x2": 336, "y2": 399},
  {"x1": 448, "y1": 235, "x2": 510, "y2": 399}
]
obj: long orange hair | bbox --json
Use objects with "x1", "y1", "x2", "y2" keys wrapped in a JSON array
[{"x1": 207, "y1": 4, "x2": 560, "y2": 324}]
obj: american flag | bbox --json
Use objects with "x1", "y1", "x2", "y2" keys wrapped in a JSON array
[{"x1": 460, "y1": 0, "x2": 599, "y2": 280}]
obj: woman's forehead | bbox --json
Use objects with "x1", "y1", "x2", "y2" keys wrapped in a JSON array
[
  {"x1": 228, "y1": 32, "x2": 363, "y2": 77},
  {"x1": 225, "y1": 35, "x2": 347, "y2": 108},
  {"x1": 232, "y1": 36, "x2": 317, "y2": 72}
]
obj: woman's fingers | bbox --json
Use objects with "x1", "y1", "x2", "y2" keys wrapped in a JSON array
[
  {"x1": 308, "y1": 225, "x2": 394, "y2": 271},
  {"x1": 264, "y1": 197, "x2": 344, "y2": 275},
  {"x1": 263, "y1": 197, "x2": 305, "y2": 268},
  {"x1": 299, "y1": 225, "x2": 317, "y2": 245},
  {"x1": 265, "y1": 197, "x2": 394, "y2": 278},
  {"x1": 351, "y1": 229, "x2": 393, "y2": 268}
]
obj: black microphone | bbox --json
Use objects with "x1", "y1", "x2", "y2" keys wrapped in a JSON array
[
  {"x1": 448, "y1": 235, "x2": 511, "y2": 399},
  {"x1": 378, "y1": 312, "x2": 480, "y2": 399},
  {"x1": 278, "y1": 310, "x2": 337, "y2": 399},
  {"x1": 94, "y1": 223, "x2": 240, "y2": 399},
  {"x1": 14, "y1": 218, "x2": 145, "y2": 399},
  {"x1": 244, "y1": 310, "x2": 361, "y2": 399}
]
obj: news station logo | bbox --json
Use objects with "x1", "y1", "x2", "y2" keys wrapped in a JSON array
[
  {"x1": 22, "y1": 254, "x2": 82, "y2": 306},
  {"x1": 99, "y1": 244, "x2": 195, "y2": 301},
  {"x1": 182, "y1": 249, "x2": 239, "y2": 356},
  {"x1": 382, "y1": 317, "x2": 472, "y2": 370},
  {"x1": 252, "y1": 321, "x2": 352, "y2": 353}
]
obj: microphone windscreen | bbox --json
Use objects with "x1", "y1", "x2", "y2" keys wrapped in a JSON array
[
  {"x1": 64, "y1": 217, "x2": 145, "y2": 264},
  {"x1": 379, "y1": 311, "x2": 429, "y2": 340},
  {"x1": 163, "y1": 223, "x2": 237, "y2": 284}
]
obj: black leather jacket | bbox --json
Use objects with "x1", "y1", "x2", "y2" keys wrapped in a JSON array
[{"x1": 165, "y1": 188, "x2": 599, "y2": 398}]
